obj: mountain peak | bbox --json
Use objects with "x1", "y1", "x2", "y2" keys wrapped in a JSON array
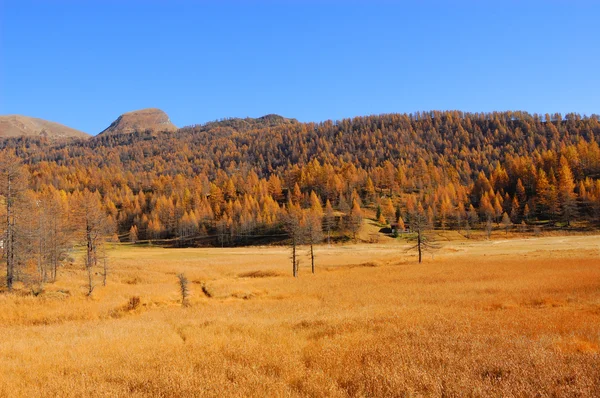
[{"x1": 99, "y1": 108, "x2": 177, "y2": 136}]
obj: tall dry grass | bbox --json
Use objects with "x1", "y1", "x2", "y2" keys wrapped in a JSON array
[{"x1": 0, "y1": 236, "x2": 598, "y2": 397}]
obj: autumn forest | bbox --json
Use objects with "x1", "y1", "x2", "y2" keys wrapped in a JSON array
[{"x1": 1, "y1": 110, "x2": 600, "y2": 286}]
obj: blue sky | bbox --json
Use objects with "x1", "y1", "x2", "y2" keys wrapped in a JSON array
[{"x1": 1, "y1": 1, "x2": 599, "y2": 135}]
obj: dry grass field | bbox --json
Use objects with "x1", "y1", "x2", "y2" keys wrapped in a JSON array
[{"x1": 0, "y1": 235, "x2": 599, "y2": 397}]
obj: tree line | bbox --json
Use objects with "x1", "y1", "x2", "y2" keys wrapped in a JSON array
[
  {"x1": 0, "y1": 153, "x2": 114, "y2": 292},
  {"x1": 0, "y1": 111, "x2": 599, "y2": 282}
]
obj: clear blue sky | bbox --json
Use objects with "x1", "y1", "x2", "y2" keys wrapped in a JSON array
[{"x1": 1, "y1": 1, "x2": 599, "y2": 135}]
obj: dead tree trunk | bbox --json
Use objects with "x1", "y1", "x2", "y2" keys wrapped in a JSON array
[
  {"x1": 86, "y1": 225, "x2": 95, "y2": 296},
  {"x1": 52, "y1": 235, "x2": 58, "y2": 282},
  {"x1": 6, "y1": 174, "x2": 13, "y2": 290},
  {"x1": 292, "y1": 235, "x2": 298, "y2": 277},
  {"x1": 102, "y1": 243, "x2": 108, "y2": 287},
  {"x1": 417, "y1": 230, "x2": 422, "y2": 264},
  {"x1": 310, "y1": 243, "x2": 315, "y2": 274}
]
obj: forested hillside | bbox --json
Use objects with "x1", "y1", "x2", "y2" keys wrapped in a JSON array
[{"x1": 1, "y1": 111, "x2": 599, "y2": 258}]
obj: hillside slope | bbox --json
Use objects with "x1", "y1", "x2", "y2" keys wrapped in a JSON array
[
  {"x1": 1, "y1": 110, "x2": 599, "y2": 245},
  {"x1": 0, "y1": 115, "x2": 89, "y2": 140}
]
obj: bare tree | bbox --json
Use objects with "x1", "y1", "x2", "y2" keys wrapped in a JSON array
[
  {"x1": 101, "y1": 241, "x2": 109, "y2": 287},
  {"x1": 407, "y1": 203, "x2": 439, "y2": 263},
  {"x1": 73, "y1": 189, "x2": 115, "y2": 295},
  {"x1": 18, "y1": 189, "x2": 75, "y2": 285},
  {"x1": 305, "y1": 209, "x2": 323, "y2": 274},
  {"x1": 0, "y1": 152, "x2": 28, "y2": 291},
  {"x1": 17, "y1": 191, "x2": 49, "y2": 285},
  {"x1": 177, "y1": 273, "x2": 189, "y2": 306},
  {"x1": 284, "y1": 201, "x2": 303, "y2": 277},
  {"x1": 44, "y1": 188, "x2": 74, "y2": 282},
  {"x1": 292, "y1": 236, "x2": 299, "y2": 278}
]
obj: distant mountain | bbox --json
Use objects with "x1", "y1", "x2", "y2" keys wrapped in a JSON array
[
  {"x1": 99, "y1": 108, "x2": 177, "y2": 136},
  {"x1": 0, "y1": 115, "x2": 89, "y2": 140}
]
